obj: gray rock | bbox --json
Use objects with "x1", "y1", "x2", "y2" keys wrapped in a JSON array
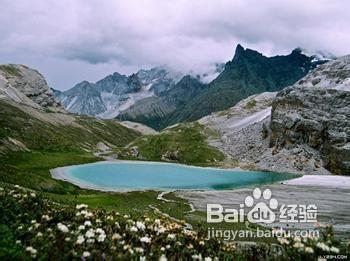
[
  {"x1": 270, "y1": 56, "x2": 350, "y2": 175},
  {"x1": 0, "y1": 64, "x2": 61, "y2": 108}
]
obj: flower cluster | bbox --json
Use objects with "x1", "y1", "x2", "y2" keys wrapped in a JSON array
[
  {"x1": 1, "y1": 185, "x2": 348, "y2": 260},
  {"x1": 0, "y1": 185, "x2": 236, "y2": 259},
  {"x1": 274, "y1": 226, "x2": 346, "y2": 259}
]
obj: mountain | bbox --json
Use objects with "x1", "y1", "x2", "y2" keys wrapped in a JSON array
[
  {"x1": 171, "y1": 45, "x2": 328, "y2": 123},
  {"x1": 117, "y1": 75, "x2": 206, "y2": 130},
  {"x1": 55, "y1": 67, "x2": 180, "y2": 118},
  {"x1": 119, "y1": 45, "x2": 329, "y2": 129},
  {"x1": 0, "y1": 64, "x2": 61, "y2": 109},
  {"x1": 0, "y1": 64, "x2": 140, "y2": 154},
  {"x1": 270, "y1": 55, "x2": 350, "y2": 175},
  {"x1": 55, "y1": 45, "x2": 330, "y2": 130},
  {"x1": 198, "y1": 55, "x2": 349, "y2": 175}
]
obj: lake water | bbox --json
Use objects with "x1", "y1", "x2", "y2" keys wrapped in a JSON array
[{"x1": 60, "y1": 161, "x2": 298, "y2": 191}]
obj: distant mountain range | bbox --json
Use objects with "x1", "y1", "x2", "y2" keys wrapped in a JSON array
[{"x1": 54, "y1": 44, "x2": 331, "y2": 130}]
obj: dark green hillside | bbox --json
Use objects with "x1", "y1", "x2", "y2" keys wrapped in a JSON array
[
  {"x1": 119, "y1": 45, "x2": 326, "y2": 130},
  {"x1": 173, "y1": 46, "x2": 325, "y2": 123},
  {"x1": 118, "y1": 75, "x2": 206, "y2": 130},
  {"x1": 0, "y1": 100, "x2": 139, "y2": 153},
  {"x1": 120, "y1": 123, "x2": 225, "y2": 166}
]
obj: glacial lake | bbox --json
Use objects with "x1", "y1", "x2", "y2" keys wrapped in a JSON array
[
  {"x1": 56, "y1": 161, "x2": 298, "y2": 191},
  {"x1": 52, "y1": 161, "x2": 298, "y2": 191}
]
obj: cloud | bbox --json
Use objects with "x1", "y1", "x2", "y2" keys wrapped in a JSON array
[{"x1": 0, "y1": 0, "x2": 349, "y2": 90}]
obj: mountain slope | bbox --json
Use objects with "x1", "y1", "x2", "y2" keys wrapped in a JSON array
[
  {"x1": 0, "y1": 64, "x2": 61, "y2": 109},
  {"x1": 199, "y1": 55, "x2": 350, "y2": 175},
  {"x1": 175, "y1": 45, "x2": 326, "y2": 123},
  {"x1": 119, "y1": 45, "x2": 328, "y2": 130},
  {"x1": 117, "y1": 75, "x2": 206, "y2": 130},
  {"x1": 55, "y1": 67, "x2": 180, "y2": 118},
  {"x1": 270, "y1": 55, "x2": 350, "y2": 174},
  {"x1": 0, "y1": 64, "x2": 140, "y2": 154}
]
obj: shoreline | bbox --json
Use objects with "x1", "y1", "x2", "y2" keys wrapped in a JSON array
[{"x1": 51, "y1": 160, "x2": 350, "y2": 193}]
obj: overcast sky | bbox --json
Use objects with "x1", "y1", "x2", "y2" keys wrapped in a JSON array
[{"x1": 0, "y1": 0, "x2": 349, "y2": 90}]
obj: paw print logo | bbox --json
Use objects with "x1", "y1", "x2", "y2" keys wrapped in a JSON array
[{"x1": 245, "y1": 188, "x2": 278, "y2": 224}]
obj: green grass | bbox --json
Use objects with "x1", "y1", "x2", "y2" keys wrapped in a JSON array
[
  {"x1": 244, "y1": 99, "x2": 257, "y2": 110},
  {"x1": 0, "y1": 100, "x2": 139, "y2": 152},
  {"x1": 0, "y1": 151, "x2": 99, "y2": 194},
  {"x1": 0, "y1": 151, "x2": 193, "y2": 217},
  {"x1": 120, "y1": 123, "x2": 225, "y2": 166},
  {"x1": 0, "y1": 65, "x2": 22, "y2": 77}
]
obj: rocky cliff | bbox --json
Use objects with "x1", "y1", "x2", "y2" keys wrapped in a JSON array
[
  {"x1": 270, "y1": 56, "x2": 350, "y2": 175},
  {"x1": 0, "y1": 64, "x2": 60, "y2": 108},
  {"x1": 199, "y1": 56, "x2": 349, "y2": 175}
]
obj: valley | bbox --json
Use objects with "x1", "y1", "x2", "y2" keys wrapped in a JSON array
[{"x1": 0, "y1": 48, "x2": 349, "y2": 259}]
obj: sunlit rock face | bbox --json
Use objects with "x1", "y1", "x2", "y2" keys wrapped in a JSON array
[
  {"x1": 271, "y1": 56, "x2": 350, "y2": 175},
  {"x1": 0, "y1": 64, "x2": 60, "y2": 108}
]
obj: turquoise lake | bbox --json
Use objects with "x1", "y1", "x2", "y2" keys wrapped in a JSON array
[{"x1": 62, "y1": 161, "x2": 298, "y2": 190}]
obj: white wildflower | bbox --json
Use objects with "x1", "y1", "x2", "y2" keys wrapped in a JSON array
[
  {"x1": 26, "y1": 246, "x2": 37, "y2": 257},
  {"x1": 136, "y1": 221, "x2": 146, "y2": 231},
  {"x1": 78, "y1": 225, "x2": 85, "y2": 231},
  {"x1": 293, "y1": 242, "x2": 304, "y2": 249},
  {"x1": 96, "y1": 228, "x2": 105, "y2": 234},
  {"x1": 57, "y1": 223, "x2": 69, "y2": 233},
  {"x1": 15, "y1": 240, "x2": 21, "y2": 244},
  {"x1": 96, "y1": 219, "x2": 102, "y2": 223},
  {"x1": 65, "y1": 237, "x2": 71, "y2": 242},
  {"x1": 76, "y1": 204, "x2": 88, "y2": 209},
  {"x1": 167, "y1": 234, "x2": 176, "y2": 240},
  {"x1": 30, "y1": 193, "x2": 36, "y2": 197},
  {"x1": 36, "y1": 232, "x2": 43, "y2": 237},
  {"x1": 84, "y1": 221, "x2": 92, "y2": 226},
  {"x1": 112, "y1": 233, "x2": 122, "y2": 240},
  {"x1": 330, "y1": 246, "x2": 340, "y2": 253},
  {"x1": 87, "y1": 238, "x2": 95, "y2": 244},
  {"x1": 140, "y1": 236, "x2": 151, "y2": 244},
  {"x1": 135, "y1": 247, "x2": 144, "y2": 253},
  {"x1": 278, "y1": 238, "x2": 289, "y2": 245},
  {"x1": 159, "y1": 254, "x2": 167, "y2": 261},
  {"x1": 97, "y1": 233, "x2": 106, "y2": 242},
  {"x1": 85, "y1": 229, "x2": 95, "y2": 238},
  {"x1": 76, "y1": 235, "x2": 85, "y2": 244},
  {"x1": 204, "y1": 258, "x2": 212, "y2": 261},
  {"x1": 305, "y1": 247, "x2": 314, "y2": 254},
  {"x1": 42, "y1": 215, "x2": 51, "y2": 221},
  {"x1": 316, "y1": 242, "x2": 330, "y2": 252},
  {"x1": 114, "y1": 221, "x2": 120, "y2": 228},
  {"x1": 82, "y1": 251, "x2": 90, "y2": 257},
  {"x1": 130, "y1": 226, "x2": 138, "y2": 232}
]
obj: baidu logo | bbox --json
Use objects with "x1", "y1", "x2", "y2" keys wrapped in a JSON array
[
  {"x1": 207, "y1": 187, "x2": 317, "y2": 224},
  {"x1": 245, "y1": 188, "x2": 278, "y2": 224}
]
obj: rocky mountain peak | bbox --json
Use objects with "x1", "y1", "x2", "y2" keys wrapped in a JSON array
[
  {"x1": 232, "y1": 44, "x2": 263, "y2": 60},
  {"x1": 0, "y1": 64, "x2": 61, "y2": 109},
  {"x1": 270, "y1": 57, "x2": 350, "y2": 175}
]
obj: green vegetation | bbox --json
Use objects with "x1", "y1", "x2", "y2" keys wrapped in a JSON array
[
  {"x1": 0, "y1": 65, "x2": 22, "y2": 77},
  {"x1": 0, "y1": 152, "x2": 99, "y2": 193},
  {"x1": 1, "y1": 185, "x2": 348, "y2": 259},
  {"x1": 120, "y1": 123, "x2": 225, "y2": 165},
  {"x1": 0, "y1": 101, "x2": 139, "y2": 152},
  {"x1": 244, "y1": 99, "x2": 257, "y2": 110}
]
